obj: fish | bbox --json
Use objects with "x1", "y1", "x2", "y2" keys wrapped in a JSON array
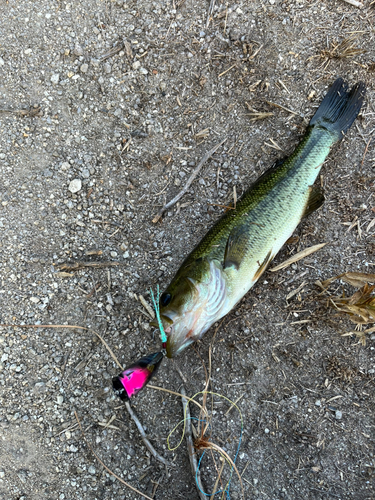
[{"x1": 154, "y1": 78, "x2": 365, "y2": 358}]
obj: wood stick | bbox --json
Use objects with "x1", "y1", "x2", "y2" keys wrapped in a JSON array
[
  {"x1": 124, "y1": 401, "x2": 172, "y2": 467},
  {"x1": 180, "y1": 386, "x2": 206, "y2": 500},
  {"x1": 152, "y1": 138, "x2": 226, "y2": 223}
]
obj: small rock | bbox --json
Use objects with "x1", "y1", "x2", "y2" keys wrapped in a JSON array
[
  {"x1": 114, "y1": 295, "x2": 123, "y2": 305},
  {"x1": 123, "y1": 250, "x2": 130, "y2": 259},
  {"x1": 60, "y1": 161, "x2": 70, "y2": 171},
  {"x1": 68, "y1": 179, "x2": 82, "y2": 193},
  {"x1": 264, "y1": 428, "x2": 270, "y2": 434},
  {"x1": 139, "y1": 67, "x2": 148, "y2": 75},
  {"x1": 315, "y1": 400, "x2": 321, "y2": 407},
  {"x1": 132, "y1": 60, "x2": 141, "y2": 70},
  {"x1": 57, "y1": 395, "x2": 64, "y2": 405},
  {"x1": 51, "y1": 73, "x2": 60, "y2": 84},
  {"x1": 74, "y1": 44, "x2": 84, "y2": 56},
  {"x1": 88, "y1": 465, "x2": 96, "y2": 474},
  {"x1": 30, "y1": 296, "x2": 40, "y2": 304},
  {"x1": 80, "y1": 63, "x2": 89, "y2": 73},
  {"x1": 0, "y1": 57, "x2": 4, "y2": 66},
  {"x1": 335, "y1": 410, "x2": 342, "y2": 420}
]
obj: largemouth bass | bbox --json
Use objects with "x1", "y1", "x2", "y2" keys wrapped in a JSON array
[{"x1": 155, "y1": 78, "x2": 365, "y2": 358}]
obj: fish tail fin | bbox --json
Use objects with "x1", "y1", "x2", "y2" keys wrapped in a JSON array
[{"x1": 309, "y1": 78, "x2": 365, "y2": 140}]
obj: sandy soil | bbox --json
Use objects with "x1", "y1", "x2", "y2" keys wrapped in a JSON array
[{"x1": 0, "y1": 0, "x2": 374, "y2": 499}]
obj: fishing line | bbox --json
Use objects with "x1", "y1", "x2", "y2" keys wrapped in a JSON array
[{"x1": 167, "y1": 390, "x2": 243, "y2": 499}]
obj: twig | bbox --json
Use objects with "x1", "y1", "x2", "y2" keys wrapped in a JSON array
[
  {"x1": 210, "y1": 457, "x2": 225, "y2": 500},
  {"x1": 175, "y1": 363, "x2": 188, "y2": 384},
  {"x1": 124, "y1": 401, "x2": 172, "y2": 467},
  {"x1": 55, "y1": 261, "x2": 119, "y2": 271},
  {"x1": 266, "y1": 100, "x2": 302, "y2": 117},
  {"x1": 219, "y1": 64, "x2": 237, "y2": 78},
  {"x1": 97, "y1": 41, "x2": 125, "y2": 62},
  {"x1": 361, "y1": 137, "x2": 372, "y2": 167},
  {"x1": 74, "y1": 411, "x2": 153, "y2": 500},
  {"x1": 180, "y1": 386, "x2": 206, "y2": 500},
  {"x1": 206, "y1": 0, "x2": 216, "y2": 27},
  {"x1": 0, "y1": 105, "x2": 42, "y2": 117},
  {"x1": 152, "y1": 138, "x2": 226, "y2": 223}
]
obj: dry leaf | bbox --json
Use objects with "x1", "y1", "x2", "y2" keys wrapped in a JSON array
[
  {"x1": 270, "y1": 243, "x2": 327, "y2": 272},
  {"x1": 321, "y1": 272, "x2": 375, "y2": 289}
]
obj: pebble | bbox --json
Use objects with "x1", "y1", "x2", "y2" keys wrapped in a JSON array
[
  {"x1": 74, "y1": 44, "x2": 84, "y2": 56},
  {"x1": 335, "y1": 410, "x2": 343, "y2": 420},
  {"x1": 132, "y1": 60, "x2": 141, "y2": 70},
  {"x1": 0, "y1": 57, "x2": 4, "y2": 66},
  {"x1": 57, "y1": 395, "x2": 64, "y2": 405},
  {"x1": 80, "y1": 63, "x2": 89, "y2": 73},
  {"x1": 88, "y1": 465, "x2": 96, "y2": 474},
  {"x1": 60, "y1": 162, "x2": 70, "y2": 171},
  {"x1": 51, "y1": 73, "x2": 60, "y2": 84},
  {"x1": 68, "y1": 179, "x2": 82, "y2": 193}
]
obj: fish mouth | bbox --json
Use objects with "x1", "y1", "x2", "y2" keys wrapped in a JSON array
[
  {"x1": 150, "y1": 313, "x2": 174, "y2": 331},
  {"x1": 166, "y1": 330, "x2": 194, "y2": 358}
]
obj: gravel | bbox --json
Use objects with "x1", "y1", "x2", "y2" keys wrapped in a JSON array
[{"x1": 0, "y1": 0, "x2": 374, "y2": 499}]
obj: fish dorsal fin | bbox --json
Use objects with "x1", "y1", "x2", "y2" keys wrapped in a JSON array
[
  {"x1": 302, "y1": 185, "x2": 325, "y2": 219},
  {"x1": 223, "y1": 224, "x2": 249, "y2": 270}
]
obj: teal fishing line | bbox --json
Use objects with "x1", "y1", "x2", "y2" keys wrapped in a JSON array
[{"x1": 149, "y1": 285, "x2": 167, "y2": 345}]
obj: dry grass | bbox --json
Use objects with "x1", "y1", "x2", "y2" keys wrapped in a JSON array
[{"x1": 320, "y1": 34, "x2": 366, "y2": 60}]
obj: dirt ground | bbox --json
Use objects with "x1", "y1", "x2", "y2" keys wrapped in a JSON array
[{"x1": 0, "y1": 0, "x2": 374, "y2": 499}]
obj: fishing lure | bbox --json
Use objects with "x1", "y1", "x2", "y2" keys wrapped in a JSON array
[
  {"x1": 112, "y1": 351, "x2": 164, "y2": 400},
  {"x1": 113, "y1": 286, "x2": 167, "y2": 400}
]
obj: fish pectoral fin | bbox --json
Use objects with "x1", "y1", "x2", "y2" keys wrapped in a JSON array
[
  {"x1": 302, "y1": 185, "x2": 325, "y2": 219},
  {"x1": 223, "y1": 224, "x2": 249, "y2": 270}
]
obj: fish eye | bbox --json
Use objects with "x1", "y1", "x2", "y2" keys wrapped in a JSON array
[{"x1": 160, "y1": 293, "x2": 171, "y2": 307}]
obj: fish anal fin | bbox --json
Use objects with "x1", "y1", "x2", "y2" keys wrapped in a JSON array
[
  {"x1": 223, "y1": 224, "x2": 249, "y2": 270},
  {"x1": 252, "y1": 250, "x2": 273, "y2": 282},
  {"x1": 302, "y1": 186, "x2": 325, "y2": 219}
]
